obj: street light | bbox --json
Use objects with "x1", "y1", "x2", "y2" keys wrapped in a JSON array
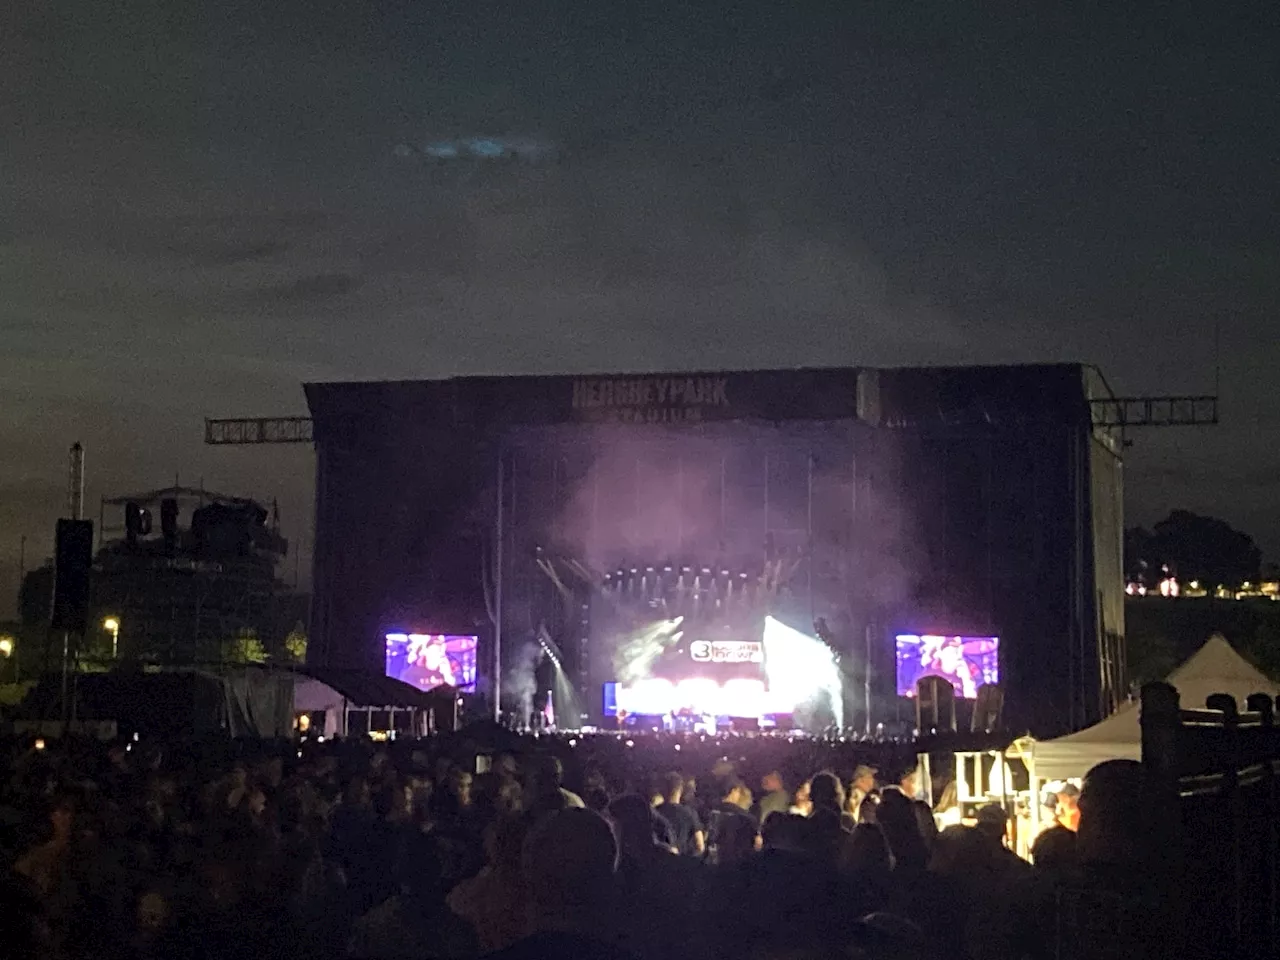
[
  {"x1": 103, "y1": 617, "x2": 120, "y2": 659},
  {"x1": 0, "y1": 637, "x2": 13, "y2": 657}
]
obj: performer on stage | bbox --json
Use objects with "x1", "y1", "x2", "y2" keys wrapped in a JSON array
[
  {"x1": 919, "y1": 636, "x2": 979, "y2": 698},
  {"x1": 530, "y1": 649, "x2": 555, "y2": 731},
  {"x1": 401, "y1": 635, "x2": 457, "y2": 691}
]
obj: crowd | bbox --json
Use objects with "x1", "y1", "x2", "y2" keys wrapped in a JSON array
[{"x1": 0, "y1": 729, "x2": 1179, "y2": 960}]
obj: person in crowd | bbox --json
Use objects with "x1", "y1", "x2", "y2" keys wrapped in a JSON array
[
  {"x1": 1030, "y1": 823, "x2": 1078, "y2": 878},
  {"x1": 13, "y1": 792, "x2": 77, "y2": 899},
  {"x1": 875, "y1": 787, "x2": 930, "y2": 875},
  {"x1": 896, "y1": 767, "x2": 939, "y2": 851},
  {"x1": 755, "y1": 769, "x2": 791, "y2": 825},
  {"x1": 525, "y1": 754, "x2": 584, "y2": 819},
  {"x1": 808, "y1": 771, "x2": 851, "y2": 830},
  {"x1": 711, "y1": 810, "x2": 760, "y2": 866},
  {"x1": 707, "y1": 778, "x2": 759, "y2": 863},
  {"x1": 653, "y1": 771, "x2": 706, "y2": 856},
  {"x1": 609, "y1": 794, "x2": 707, "y2": 958},
  {"x1": 805, "y1": 771, "x2": 856, "y2": 868},
  {"x1": 446, "y1": 815, "x2": 531, "y2": 952},
  {"x1": 789, "y1": 777, "x2": 813, "y2": 816},
  {"x1": 485, "y1": 808, "x2": 633, "y2": 960},
  {"x1": 1054, "y1": 782, "x2": 1081, "y2": 832},
  {"x1": 932, "y1": 778, "x2": 961, "y2": 829},
  {"x1": 847, "y1": 764, "x2": 878, "y2": 823}
]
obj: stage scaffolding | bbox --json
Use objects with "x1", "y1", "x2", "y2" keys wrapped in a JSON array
[{"x1": 491, "y1": 423, "x2": 863, "y2": 723}]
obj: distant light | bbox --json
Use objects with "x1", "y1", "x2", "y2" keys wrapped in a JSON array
[
  {"x1": 103, "y1": 617, "x2": 120, "y2": 632},
  {"x1": 625, "y1": 739, "x2": 635, "y2": 747},
  {"x1": 0, "y1": 637, "x2": 13, "y2": 657}
]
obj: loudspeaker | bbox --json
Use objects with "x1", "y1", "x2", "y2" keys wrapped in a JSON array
[
  {"x1": 916, "y1": 675, "x2": 956, "y2": 732},
  {"x1": 161, "y1": 498, "x2": 178, "y2": 548},
  {"x1": 52, "y1": 519, "x2": 94, "y2": 634},
  {"x1": 124, "y1": 502, "x2": 152, "y2": 545},
  {"x1": 971, "y1": 684, "x2": 1005, "y2": 733}
]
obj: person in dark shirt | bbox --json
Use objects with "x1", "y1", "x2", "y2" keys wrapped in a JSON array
[
  {"x1": 707, "y1": 778, "x2": 757, "y2": 863},
  {"x1": 653, "y1": 772, "x2": 705, "y2": 856},
  {"x1": 483, "y1": 808, "x2": 636, "y2": 960}
]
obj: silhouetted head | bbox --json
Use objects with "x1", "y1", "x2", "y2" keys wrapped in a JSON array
[
  {"x1": 809, "y1": 772, "x2": 844, "y2": 813},
  {"x1": 523, "y1": 808, "x2": 618, "y2": 932}
]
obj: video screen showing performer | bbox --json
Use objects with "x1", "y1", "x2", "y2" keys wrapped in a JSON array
[
  {"x1": 385, "y1": 633, "x2": 477, "y2": 692},
  {"x1": 896, "y1": 634, "x2": 998, "y2": 699}
]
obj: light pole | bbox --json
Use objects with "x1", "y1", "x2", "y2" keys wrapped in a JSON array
[{"x1": 103, "y1": 617, "x2": 120, "y2": 659}]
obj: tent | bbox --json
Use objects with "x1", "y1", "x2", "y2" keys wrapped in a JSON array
[
  {"x1": 12, "y1": 667, "x2": 294, "y2": 739},
  {"x1": 1031, "y1": 635, "x2": 1280, "y2": 782},
  {"x1": 290, "y1": 667, "x2": 456, "y2": 737}
]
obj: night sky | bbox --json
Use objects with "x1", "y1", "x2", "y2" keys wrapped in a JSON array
[{"x1": 2, "y1": 2, "x2": 1277, "y2": 615}]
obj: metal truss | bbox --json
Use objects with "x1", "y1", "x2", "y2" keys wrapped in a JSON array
[
  {"x1": 205, "y1": 417, "x2": 314, "y2": 445},
  {"x1": 1089, "y1": 396, "x2": 1218, "y2": 429}
]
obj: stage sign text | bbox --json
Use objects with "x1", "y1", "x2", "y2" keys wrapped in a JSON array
[
  {"x1": 571, "y1": 377, "x2": 730, "y2": 424},
  {"x1": 690, "y1": 640, "x2": 764, "y2": 664}
]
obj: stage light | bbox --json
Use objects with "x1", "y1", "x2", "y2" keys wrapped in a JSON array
[{"x1": 762, "y1": 616, "x2": 844, "y2": 728}]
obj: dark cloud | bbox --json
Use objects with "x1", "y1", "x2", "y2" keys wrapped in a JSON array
[
  {"x1": 170, "y1": 239, "x2": 286, "y2": 266},
  {"x1": 268, "y1": 273, "x2": 363, "y2": 301}
]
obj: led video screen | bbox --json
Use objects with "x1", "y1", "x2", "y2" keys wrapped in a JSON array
[
  {"x1": 385, "y1": 633, "x2": 478, "y2": 692},
  {"x1": 895, "y1": 634, "x2": 999, "y2": 699}
]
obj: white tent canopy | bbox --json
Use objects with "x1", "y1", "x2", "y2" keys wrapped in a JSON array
[{"x1": 1031, "y1": 635, "x2": 1280, "y2": 782}]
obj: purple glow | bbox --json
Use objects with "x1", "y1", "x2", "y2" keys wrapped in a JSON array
[
  {"x1": 385, "y1": 632, "x2": 477, "y2": 692},
  {"x1": 895, "y1": 634, "x2": 999, "y2": 699}
]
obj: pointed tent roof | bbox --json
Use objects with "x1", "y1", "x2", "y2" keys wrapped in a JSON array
[{"x1": 1031, "y1": 635, "x2": 1280, "y2": 781}]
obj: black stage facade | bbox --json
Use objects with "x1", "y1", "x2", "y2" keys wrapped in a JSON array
[{"x1": 305, "y1": 365, "x2": 1125, "y2": 737}]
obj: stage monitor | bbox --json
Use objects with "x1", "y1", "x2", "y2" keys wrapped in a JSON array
[
  {"x1": 896, "y1": 634, "x2": 999, "y2": 699},
  {"x1": 385, "y1": 633, "x2": 478, "y2": 692}
]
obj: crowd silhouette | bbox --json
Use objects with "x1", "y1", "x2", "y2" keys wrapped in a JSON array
[{"x1": 0, "y1": 731, "x2": 1178, "y2": 960}]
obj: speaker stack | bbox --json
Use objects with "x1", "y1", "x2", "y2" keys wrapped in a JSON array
[{"x1": 916, "y1": 675, "x2": 957, "y2": 733}]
